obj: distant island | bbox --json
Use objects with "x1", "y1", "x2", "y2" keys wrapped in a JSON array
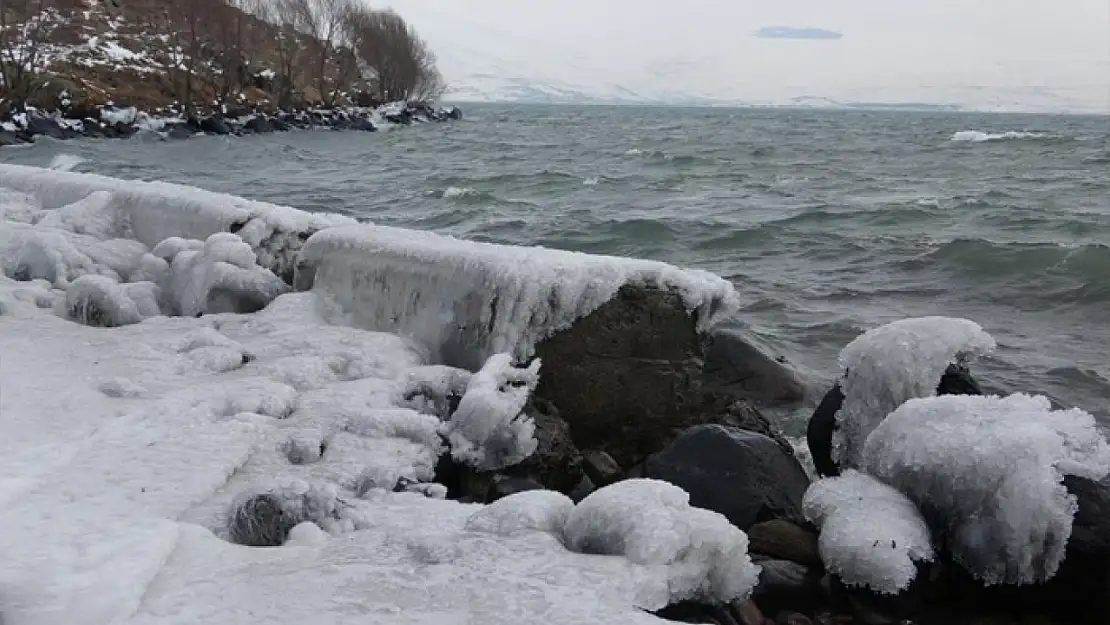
[{"x1": 754, "y1": 26, "x2": 844, "y2": 40}]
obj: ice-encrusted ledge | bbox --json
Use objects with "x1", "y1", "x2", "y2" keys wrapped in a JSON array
[
  {"x1": 295, "y1": 224, "x2": 741, "y2": 369},
  {"x1": 0, "y1": 165, "x2": 357, "y2": 282}
]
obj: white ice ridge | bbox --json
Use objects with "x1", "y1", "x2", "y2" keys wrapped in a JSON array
[
  {"x1": 297, "y1": 224, "x2": 741, "y2": 368},
  {"x1": 803, "y1": 470, "x2": 935, "y2": 595},
  {"x1": 832, "y1": 316, "x2": 996, "y2": 471},
  {"x1": 0, "y1": 165, "x2": 356, "y2": 279},
  {"x1": 861, "y1": 393, "x2": 1110, "y2": 586}
]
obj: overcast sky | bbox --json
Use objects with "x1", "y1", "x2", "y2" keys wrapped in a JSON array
[{"x1": 381, "y1": 0, "x2": 1110, "y2": 112}]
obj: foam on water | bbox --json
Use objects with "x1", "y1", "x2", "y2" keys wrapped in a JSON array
[
  {"x1": 950, "y1": 130, "x2": 1059, "y2": 142},
  {"x1": 47, "y1": 154, "x2": 84, "y2": 172}
]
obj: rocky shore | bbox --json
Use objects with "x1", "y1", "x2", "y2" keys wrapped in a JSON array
[
  {"x1": 2, "y1": 166, "x2": 1107, "y2": 625},
  {"x1": 0, "y1": 101, "x2": 462, "y2": 148}
]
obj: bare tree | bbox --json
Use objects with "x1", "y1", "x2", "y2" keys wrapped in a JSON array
[
  {"x1": 142, "y1": 0, "x2": 224, "y2": 111},
  {"x1": 0, "y1": 0, "x2": 70, "y2": 102},
  {"x1": 289, "y1": 0, "x2": 352, "y2": 106},
  {"x1": 207, "y1": 0, "x2": 254, "y2": 102},
  {"x1": 252, "y1": 0, "x2": 307, "y2": 108},
  {"x1": 344, "y1": 7, "x2": 444, "y2": 103}
]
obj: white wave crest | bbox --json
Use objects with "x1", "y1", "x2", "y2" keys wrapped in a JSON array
[
  {"x1": 47, "y1": 154, "x2": 85, "y2": 172},
  {"x1": 951, "y1": 130, "x2": 1056, "y2": 143},
  {"x1": 442, "y1": 186, "x2": 480, "y2": 199}
]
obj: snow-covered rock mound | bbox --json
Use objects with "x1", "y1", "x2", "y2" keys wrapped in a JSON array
[
  {"x1": 803, "y1": 469, "x2": 934, "y2": 595},
  {"x1": 161, "y1": 232, "x2": 289, "y2": 316},
  {"x1": 465, "y1": 489, "x2": 575, "y2": 537},
  {"x1": 64, "y1": 274, "x2": 161, "y2": 327},
  {"x1": 860, "y1": 393, "x2": 1110, "y2": 586},
  {"x1": 226, "y1": 480, "x2": 361, "y2": 546},
  {"x1": 833, "y1": 316, "x2": 996, "y2": 471},
  {"x1": 563, "y1": 478, "x2": 762, "y2": 607},
  {"x1": 296, "y1": 224, "x2": 740, "y2": 368}
]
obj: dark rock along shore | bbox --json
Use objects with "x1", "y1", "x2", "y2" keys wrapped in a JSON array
[{"x1": 0, "y1": 100, "x2": 462, "y2": 148}]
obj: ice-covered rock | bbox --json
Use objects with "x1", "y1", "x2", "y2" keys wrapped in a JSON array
[
  {"x1": 7, "y1": 228, "x2": 147, "y2": 288},
  {"x1": 162, "y1": 233, "x2": 289, "y2": 316},
  {"x1": 64, "y1": 274, "x2": 162, "y2": 327},
  {"x1": 828, "y1": 316, "x2": 996, "y2": 473},
  {"x1": 400, "y1": 364, "x2": 472, "y2": 419},
  {"x1": 563, "y1": 478, "x2": 762, "y2": 607},
  {"x1": 34, "y1": 190, "x2": 131, "y2": 240},
  {"x1": 226, "y1": 481, "x2": 359, "y2": 547},
  {"x1": 860, "y1": 393, "x2": 1110, "y2": 586},
  {"x1": 0, "y1": 165, "x2": 357, "y2": 282},
  {"x1": 465, "y1": 489, "x2": 574, "y2": 537},
  {"x1": 443, "y1": 353, "x2": 541, "y2": 471},
  {"x1": 296, "y1": 224, "x2": 739, "y2": 369},
  {"x1": 642, "y1": 424, "x2": 811, "y2": 532},
  {"x1": 803, "y1": 470, "x2": 935, "y2": 595}
]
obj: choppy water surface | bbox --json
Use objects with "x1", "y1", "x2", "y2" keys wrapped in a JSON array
[{"x1": 5, "y1": 104, "x2": 1108, "y2": 431}]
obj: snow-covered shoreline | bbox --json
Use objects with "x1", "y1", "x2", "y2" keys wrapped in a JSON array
[
  {"x1": 2, "y1": 166, "x2": 1109, "y2": 625},
  {"x1": 0, "y1": 166, "x2": 762, "y2": 625}
]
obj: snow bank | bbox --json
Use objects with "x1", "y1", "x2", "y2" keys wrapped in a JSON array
[
  {"x1": 444, "y1": 353, "x2": 541, "y2": 471},
  {"x1": 564, "y1": 478, "x2": 761, "y2": 607},
  {"x1": 833, "y1": 317, "x2": 996, "y2": 471},
  {"x1": 297, "y1": 224, "x2": 741, "y2": 368},
  {"x1": 803, "y1": 470, "x2": 934, "y2": 595},
  {"x1": 0, "y1": 275, "x2": 729, "y2": 624},
  {"x1": 861, "y1": 393, "x2": 1110, "y2": 586},
  {"x1": 0, "y1": 165, "x2": 357, "y2": 280}
]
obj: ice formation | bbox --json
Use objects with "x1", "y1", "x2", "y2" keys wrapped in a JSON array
[
  {"x1": 64, "y1": 274, "x2": 159, "y2": 327},
  {"x1": 0, "y1": 171, "x2": 763, "y2": 625},
  {"x1": 297, "y1": 224, "x2": 740, "y2": 369},
  {"x1": 0, "y1": 165, "x2": 357, "y2": 280},
  {"x1": 400, "y1": 364, "x2": 473, "y2": 418},
  {"x1": 563, "y1": 478, "x2": 762, "y2": 607},
  {"x1": 803, "y1": 470, "x2": 935, "y2": 595},
  {"x1": 443, "y1": 353, "x2": 541, "y2": 471},
  {"x1": 465, "y1": 489, "x2": 575, "y2": 537},
  {"x1": 833, "y1": 316, "x2": 996, "y2": 470},
  {"x1": 226, "y1": 480, "x2": 360, "y2": 546},
  {"x1": 163, "y1": 232, "x2": 289, "y2": 316},
  {"x1": 860, "y1": 393, "x2": 1110, "y2": 586}
]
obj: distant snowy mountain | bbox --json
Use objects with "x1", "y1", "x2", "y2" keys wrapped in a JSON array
[{"x1": 383, "y1": 0, "x2": 1110, "y2": 114}]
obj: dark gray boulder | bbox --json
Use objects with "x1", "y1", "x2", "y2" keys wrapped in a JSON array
[
  {"x1": 200, "y1": 116, "x2": 231, "y2": 135},
  {"x1": 643, "y1": 424, "x2": 811, "y2": 531},
  {"x1": 26, "y1": 114, "x2": 75, "y2": 140},
  {"x1": 533, "y1": 285, "x2": 708, "y2": 469},
  {"x1": 244, "y1": 116, "x2": 274, "y2": 134},
  {"x1": 750, "y1": 559, "x2": 826, "y2": 619},
  {"x1": 703, "y1": 328, "x2": 809, "y2": 406}
]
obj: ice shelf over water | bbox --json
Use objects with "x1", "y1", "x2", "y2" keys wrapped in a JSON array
[{"x1": 298, "y1": 224, "x2": 740, "y2": 368}]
